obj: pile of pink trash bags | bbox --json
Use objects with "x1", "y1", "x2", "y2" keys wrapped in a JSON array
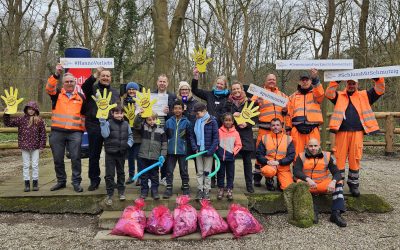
[{"x1": 110, "y1": 195, "x2": 263, "y2": 239}]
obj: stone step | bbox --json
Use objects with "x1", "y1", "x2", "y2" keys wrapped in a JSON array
[
  {"x1": 100, "y1": 192, "x2": 248, "y2": 211},
  {"x1": 99, "y1": 210, "x2": 230, "y2": 230},
  {"x1": 94, "y1": 230, "x2": 255, "y2": 241}
]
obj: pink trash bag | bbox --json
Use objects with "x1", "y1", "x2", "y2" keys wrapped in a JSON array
[
  {"x1": 198, "y1": 199, "x2": 229, "y2": 238},
  {"x1": 227, "y1": 203, "x2": 263, "y2": 238},
  {"x1": 110, "y1": 198, "x2": 146, "y2": 239},
  {"x1": 172, "y1": 195, "x2": 198, "y2": 238},
  {"x1": 146, "y1": 205, "x2": 174, "y2": 235}
]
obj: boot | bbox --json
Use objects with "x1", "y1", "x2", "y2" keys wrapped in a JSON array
[
  {"x1": 24, "y1": 180, "x2": 30, "y2": 192},
  {"x1": 32, "y1": 180, "x2": 39, "y2": 191},
  {"x1": 265, "y1": 178, "x2": 275, "y2": 191},
  {"x1": 253, "y1": 173, "x2": 262, "y2": 187},
  {"x1": 330, "y1": 210, "x2": 347, "y2": 227},
  {"x1": 182, "y1": 183, "x2": 190, "y2": 195},
  {"x1": 246, "y1": 185, "x2": 254, "y2": 193},
  {"x1": 163, "y1": 187, "x2": 173, "y2": 199},
  {"x1": 151, "y1": 189, "x2": 160, "y2": 200},
  {"x1": 348, "y1": 183, "x2": 360, "y2": 197},
  {"x1": 313, "y1": 202, "x2": 319, "y2": 224}
]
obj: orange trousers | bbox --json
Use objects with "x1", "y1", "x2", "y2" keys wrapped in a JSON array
[
  {"x1": 297, "y1": 178, "x2": 332, "y2": 194},
  {"x1": 261, "y1": 165, "x2": 293, "y2": 190},
  {"x1": 291, "y1": 126, "x2": 320, "y2": 157},
  {"x1": 333, "y1": 131, "x2": 364, "y2": 171}
]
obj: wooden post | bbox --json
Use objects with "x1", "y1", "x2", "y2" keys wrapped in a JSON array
[{"x1": 385, "y1": 114, "x2": 395, "y2": 156}]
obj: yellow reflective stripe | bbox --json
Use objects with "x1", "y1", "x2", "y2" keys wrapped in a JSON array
[
  {"x1": 331, "y1": 117, "x2": 342, "y2": 121},
  {"x1": 260, "y1": 103, "x2": 274, "y2": 108},
  {"x1": 362, "y1": 110, "x2": 374, "y2": 115},
  {"x1": 303, "y1": 169, "x2": 328, "y2": 174},
  {"x1": 294, "y1": 108, "x2": 305, "y2": 113},
  {"x1": 307, "y1": 109, "x2": 322, "y2": 113},
  {"x1": 260, "y1": 111, "x2": 282, "y2": 116},
  {"x1": 363, "y1": 116, "x2": 376, "y2": 122}
]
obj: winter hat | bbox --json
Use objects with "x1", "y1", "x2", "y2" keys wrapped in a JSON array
[
  {"x1": 299, "y1": 71, "x2": 311, "y2": 80},
  {"x1": 126, "y1": 82, "x2": 140, "y2": 91},
  {"x1": 24, "y1": 101, "x2": 40, "y2": 115},
  {"x1": 193, "y1": 102, "x2": 207, "y2": 112}
]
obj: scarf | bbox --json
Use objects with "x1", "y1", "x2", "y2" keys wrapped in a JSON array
[
  {"x1": 213, "y1": 87, "x2": 230, "y2": 97},
  {"x1": 228, "y1": 91, "x2": 247, "y2": 107},
  {"x1": 194, "y1": 112, "x2": 210, "y2": 151},
  {"x1": 297, "y1": 85, "x2": 313, "y2": 95}
]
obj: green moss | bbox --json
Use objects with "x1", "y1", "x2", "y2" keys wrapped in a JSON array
[
  {"x1": 346, "y1": 194, "x2": 393, "y2": 213},
  {"x1": 0, "y1": 195, "x2": 104, "y2": 214},
  {"x1": 285, "y1": 182, "x2": 314, "y2": 228}
]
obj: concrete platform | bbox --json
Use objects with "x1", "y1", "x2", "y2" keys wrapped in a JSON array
[{"x1": 94, "y1": 230, "x2": 255, "y2": 241}]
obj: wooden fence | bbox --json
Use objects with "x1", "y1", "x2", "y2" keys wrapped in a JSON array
[{"x1": 0, "y1": 112, "x2": 399, "y2": 155}]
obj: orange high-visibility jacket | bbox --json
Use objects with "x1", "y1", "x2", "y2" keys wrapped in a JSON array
[
  {"x1": 251, "y1": 87, "x2": 289, "y2": 125},
  {"x1": 287, "y1": 84, "x2": 324, "y2": 128},
  {"x1": 326, "y1": 78, "x2": 385, "y2": 134},
  {"x1": 261, "y1": 133, "x2": 292, "y2": 162},
  {"x1": 46, "y1": 75, "x2": 85, "y2": 132},
  {"x1": 298, "y1": 151, "x2": 331, "y2": 183}
]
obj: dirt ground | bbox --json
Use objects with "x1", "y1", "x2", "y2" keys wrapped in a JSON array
[{"x1": 0, "y1": 154, "x2": 399, "y2": 249}]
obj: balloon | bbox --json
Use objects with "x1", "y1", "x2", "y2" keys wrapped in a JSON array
[
  {"x1": 132, "y1": 156, "x2": 165, "y2": 181},
  {"x1": 185, "y1": 150, "x2": 207, "y2": 161},
  {"x1": 208, "y1": 154, "x2": 220, "y2": 178}
]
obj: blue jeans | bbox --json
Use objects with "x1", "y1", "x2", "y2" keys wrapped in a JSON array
[
  {"x1": 127, "y1": 143, "x2": 141, "y2": 178},
  {"x1": 217, "y1": 160, "x2": 235, "y2": 189}
]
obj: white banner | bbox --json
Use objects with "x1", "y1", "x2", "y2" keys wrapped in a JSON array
[
  {"x1": 275, "y1": 59, "x2": 354, "y2": 70},
  {"x1": 150, "y1": 93, "x2": 169, "y2": 116},
  {"x1": 247, "y1": 84, "x2": 288, "y2": 107},
  {"x1": 60, "y1": 58, "x2": 114, "y2": 68},
  {"x1": 324, "y1": 66, "x2": 400, "y2": 81}
]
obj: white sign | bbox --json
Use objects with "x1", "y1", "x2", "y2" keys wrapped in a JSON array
[
  {"x1": 324, "y1": 66, "x2": 400, "y2": 81},
  {"x1": 151, "y1": 93, "x2": 169, "y2": 116},
  {"x1": 60, "y1": 58, "x2": 114, "y2": 68},
  {"x1": 247, "y1": 84, "x2": 288, "y2": 107},
  {"x1": 275, "y1": 59, "x2": 354, "y2": 70}
]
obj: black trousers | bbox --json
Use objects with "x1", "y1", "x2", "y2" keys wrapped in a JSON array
[
  {"x1": 87, "y1": 125, "x2": 104, "y2": 185},
  {"x1": 166, "y1": 155, "x2": 189, "y2": 188},
  {"x1": 105, "y1": 152, "x2": 125, "y2": 197},
  {"x1": 139, "y1": 158, "x2": 159, "y2": 192},
  {"x1": 240, "y1": 150, "x2": 253, "y2": 188}
]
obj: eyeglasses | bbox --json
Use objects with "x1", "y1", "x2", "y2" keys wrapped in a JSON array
[{"x1": 64, "y1": 80, "x2": 75, "y2": 83}]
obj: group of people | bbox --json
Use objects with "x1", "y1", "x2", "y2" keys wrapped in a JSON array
[{"x1": 4, "y1": 63, "x2": 385, "y2": 228}]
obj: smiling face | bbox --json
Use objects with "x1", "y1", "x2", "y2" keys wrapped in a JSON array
[
  {"x1": 26, "y1": 107, "x2": 36, "y2": 116},
  {"x1": 100, "y1": 70, "x2": 111, "y2": 86},
  {"x1": 63, "y1": 75, "x2": 76, "y2": 93},
  {"x1": 346, "y1": 80, "x2": 358, "y2": 93},
  {"x1": 307, "y1": 138, "x2": 320, "y2": 155},
  {"x1": 231, "y1": 83, "x2": 242, "y2": 98},
  {"x1": 157, "y1": 76, "x2": 168, "y2": 92},
  {"x1": 223, "y1": 115, "x2": 234, "y2": 129},
  {"x1": 112, "y1": 110, "x2": 124, "y2": 121},
  {"x1": 127, "y1": 88, "x2": 137, "y2": 97},
  {"x1": 299, "y1": 77, "x2": 312, "y2": 89},
  {"x1": 146, "y1": 116, "x2": 157, "y2": 127},
  {"x1": 215, "y1": 79, "x2": 226, "y2": 90},
  {"x1": 264, "y1": 74, "x2": 277, "y2": 90},
  {"x1": 173, "y1": 104, "x2": 183, "y2": 117}
]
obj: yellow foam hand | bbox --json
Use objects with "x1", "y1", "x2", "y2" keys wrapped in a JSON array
[
  {"x1": 191, "y1": 46, "x2": 213, "y2": 73},
  {"x1": 1, "y1": 87, "x2": 24, "y2": 114},
  {"x1": 234, "y1": 101, "x2": 260, "y2": 125},
  {"x1": 133, "y1": 88, "x2": 157, "y2": 118},
  {"x1": 123, "y1": 103, "x2": 136, "y2": 127},
  {"x1": 91, "y1": 88, "x2": 117, "y2": 119}
]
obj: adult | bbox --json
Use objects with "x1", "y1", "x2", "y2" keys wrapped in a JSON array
[
  {"x1": 293, "y1": 138, "x2": 347, "y2": 227},
  {"x1": 287, "y1": 69, "x2": 324, "y2": 157},
  {"x1": 192, "y1": 68, "x2": 230, "y2": 187},
  {"x1": 175, "y1": 81, "x2": 198, "y2": 124},
  {"x1": 325, "y1": 78, "x2": 385, "y2": 197},
  {"x1": 152, "y1": 74, "x2": 176, "y2": 185},
  {"x1": 46, "y1": 64, "x2": 86, "y2": 192},
  {"x1": 251, "y1": 73, "x2": 290, "y2": 190},
  {"x1": 121, "y1": 82, "x2": 141, "y2": 185},
  {"x1": 256, "y1": 118, "x2": 295, "y2": 190},
  {"x1": 224, "y1": 81, "x2": 257, "y2": 193},
  {"x1": 82, "y1": 67, "x2": 119, "y2": 191}
]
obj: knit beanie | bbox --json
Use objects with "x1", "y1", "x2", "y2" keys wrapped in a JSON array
[{"x1": 126, "y1": 82, "x2": 140, "y2": 91}]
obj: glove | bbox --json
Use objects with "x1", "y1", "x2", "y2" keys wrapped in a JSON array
[
  {"x1": 335, "y1": 80, "x2": 341, "y2": 84},
  {"x1": 372, "y1": 78, "x2": 379, "y2": 81},
  {"x1": 91, "y1": 88, "x2": 117, "y2": 119},
  {"x1": 234, "y1": 101, "x2": 260, "y2": 125},
  {"x1": 133, "y1": 88, "x2": 157, "y2": 118},
  {"x1": 191, "y1": 46, "x2": 213, "y2": 73},
  {"x1": 123, "y1": 103, "x2": 136, "y2": 127},
  {"x1": 1, "y1": 87, "x2": 24, "y2": 114}
]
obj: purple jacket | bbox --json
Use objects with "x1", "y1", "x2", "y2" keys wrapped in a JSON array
[{"x1": 3, "y1": 101, "x2": 47, "y2": 150}]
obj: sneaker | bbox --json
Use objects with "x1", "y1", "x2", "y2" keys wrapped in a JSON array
[
  {"x1": 125, "y1": 177, "x2": 134, "y2": 185},
  {"x1": 163, "y1": 188, "x2": 173, "y2": 199},
  {"x1": 195, "y1": 190, "x2": 203, "y2": 201},
  {"x1": 73, "y1": 184, "x2": 83, "y2": 193},
  {"x1": 226, "y1": 189, "x2": 233, "y2": 201},
  {"x1": 119, "y1": 194, "x2": 126, "y2": 201},
  {"x1": 151, "y1": 189, "x2": 160, "y2": 200},
  {"x1": 88, "y1": 182, "x2": 99, "y2": 191},
  {"x1": 203, "y1": 191, "x2": 211, "y2": 201},
  {"x1": 246, "y1": 185, "x2": 254, "y2": 193},
  {"x1": 140, "y1": 189, "x2": 148, "y2": 199},
  {"x1": 217, "y1": 188, "x2": 224, "y2": 200},
  {"x1": 160, "y1": 177, "x2": 167, "y2": 186},
  {"x1": 104, "y1": 196, "x2": 113, "y2": 206}
]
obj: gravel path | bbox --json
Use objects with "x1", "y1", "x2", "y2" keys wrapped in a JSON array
[{"x1": 0, "y1": 154, "x2": 399, "y2": 249}]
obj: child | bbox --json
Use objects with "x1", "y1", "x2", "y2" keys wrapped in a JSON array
[
  {"x1": 190, "y1": 102, "x2": 219, "y2": 201},
  {"x1": 134, "y1": 110, "x2": 167, "y2": 200},
  {"x1": 122, "y1": 82, "x2": 142, "y2": 186},
  {"x1": 100, "y1": 106, "x2": 133, "y2": 206},
  {"x1": 3, "y1": 101, "x2": 46, "y2": 192},
  {"x1": 163, "y1": 100, "x2": 192, "y2": 199},
  {"x1": 216, "y1": 113, "x2": 242, "y2": 200}
]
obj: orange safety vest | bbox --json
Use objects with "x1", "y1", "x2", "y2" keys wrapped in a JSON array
[
  {"x1": 51, "y1": 89, "x2": 85, "y2": 131},
  {"x1": 329, "y1": 90, "x2": 379, "y2": 134},
  {"x1": 299, "y1": 151, "x2": 331, "y2": 183},
  {"x1": 288, "y1": 88, "x2": 323, "y2": 125},
  {"x1": 252, "y1": 88, "x2": 288, "y2": 123},
  {"x1": 261, "y1": 133, "x2": 292, "y2": 164}
]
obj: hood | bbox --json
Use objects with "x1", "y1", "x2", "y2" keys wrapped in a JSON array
[
  {"x1": 219, "y1": 125, "x2": 237, "y2": 134},
  {"x1": 24, "y1": 101, "x2": 40, "y2": 115}
]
